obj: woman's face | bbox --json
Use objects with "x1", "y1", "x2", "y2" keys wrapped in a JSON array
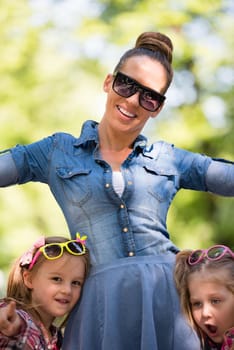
[
  {"x1": 188, "y1": 270, "x2": 234, "y2": 344},
  {"x1": 102, "y1": 55, "x2": 168, "y2": 137}
]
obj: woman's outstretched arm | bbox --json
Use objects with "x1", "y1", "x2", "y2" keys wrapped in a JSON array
[
  {"x1": 0, "y1": 152, "x2": 19, "y2": 187},
  {"x1": 205, "y1": 159, "x2": 234, "y2": 196}
]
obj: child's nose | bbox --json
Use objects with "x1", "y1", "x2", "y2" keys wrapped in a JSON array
[
  {"x1": 61, "y1": 283, "x2": 72, "y2": 294},
  {"x1": 201, "y1": 304, "x2": 212, "y2": 318}
]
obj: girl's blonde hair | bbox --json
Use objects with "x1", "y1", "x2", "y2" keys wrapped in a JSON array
[
  {"x1": 174, "y1": 248, "x2": 234, "y2": 346},
  {"x1": 6, "y1": 235, "x2": 90, "y2": 324}
]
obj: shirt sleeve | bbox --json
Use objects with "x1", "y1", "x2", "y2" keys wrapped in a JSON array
[
  {"x1": 0, "y1": 151, "x2": 19, "y2": 186},
  {"x1": 0, "y1": 308, "x2": 31, "y2": 348},
  {"x1": 171, "y1": 144, "x2": 233, "y2": 195},
  {"x1": 205, "y1": 159, "x2": 234, "y2": 196},
  {"x1": 7, "y1": 135, "x2": 55, "y2": 184},
  {"x1": 0, "y1": 305, "x2": 60, "y2": 349}
]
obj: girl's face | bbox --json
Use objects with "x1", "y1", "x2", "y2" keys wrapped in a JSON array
[
  {"x1": 23, "y1": 253, "x2": 86, "y2": 328},
  {"x1": 102, "y1": 55, "x2": 168, "y2": 137},
  {"x1": 188, "y1": 270, "x2": 234, "y2": 344}
]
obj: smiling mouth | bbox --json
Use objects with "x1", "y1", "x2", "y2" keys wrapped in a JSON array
[
  {"x1": 56, "y1": 299, "x2": 69, "y2": 305},
  {"x1": 117, "y1": 105, "x2": 136, "y2": 118}
]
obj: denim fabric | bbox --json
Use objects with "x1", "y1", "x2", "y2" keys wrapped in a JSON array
[
  {"x1": 10, "y1": 120, "x2": 212, "y2": 266},
  {"x1": 4, "y1": 119, "x2": 217, "y2": 349},
  {"x1": 64, "y1": 254, "x2": 200, "y2": 350}
]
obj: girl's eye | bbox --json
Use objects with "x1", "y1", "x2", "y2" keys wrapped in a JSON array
[
  {"x1": 191, "y1": 301, "x2": 202, "y2": 309},
  {"x1": 72, "y1": 280, "x2": 82, "y2": 287},
  {"x1": 52, "y1": 276, "x2": 62, "y2": 282},
  {"x1": 211, "y1": 299, "x2": 221, "y2": 305}
]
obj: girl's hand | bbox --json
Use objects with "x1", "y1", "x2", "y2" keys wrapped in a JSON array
[{"x1": 0, "y1": 301, "x2": 22, "y2": 336}]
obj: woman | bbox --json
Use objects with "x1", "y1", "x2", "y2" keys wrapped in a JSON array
[{"x1": 0, "y1": 31, "x2": 233, "y2": 349}]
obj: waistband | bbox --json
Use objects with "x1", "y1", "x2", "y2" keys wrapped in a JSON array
[{"x1": 89, "y1": 252, "x2": 176, "y2": 276}]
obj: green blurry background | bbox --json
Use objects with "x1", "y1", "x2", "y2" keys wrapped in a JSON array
[{"x1": 0, "y1": 0, "x2": 233, "y2": 293}]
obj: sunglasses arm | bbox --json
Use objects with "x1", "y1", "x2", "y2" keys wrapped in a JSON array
[{"x1": 28, "y1": 249, "x2": 42, "y2": 270}]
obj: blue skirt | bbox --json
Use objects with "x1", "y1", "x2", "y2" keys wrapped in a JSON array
[{"x1": 63, "y1": 254, "x2": 200, "y2": 350}]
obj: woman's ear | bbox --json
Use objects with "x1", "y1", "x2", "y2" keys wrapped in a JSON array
[
  {"x1": 22, "y1": 270, "x2": 33, "y2": 289},
  {"x1": 103, "y1": 74, "x2": 113, "y2": 93}
]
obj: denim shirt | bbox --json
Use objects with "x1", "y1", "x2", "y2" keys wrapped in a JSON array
[{"x1": 10, "y1": 120, "x2": 212, "y2": 265}]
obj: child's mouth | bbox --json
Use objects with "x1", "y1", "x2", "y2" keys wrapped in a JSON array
[{"x1": 206, "y1": 324, "x2": 218, "y2": 335}]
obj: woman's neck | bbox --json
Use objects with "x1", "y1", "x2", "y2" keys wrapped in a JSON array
[
  {"x1": 98, "y1": 118, "x2": 138, "y2": 149},
  {"x1": 100, "y1": 148, "x2": 132, "y2": 171},
  {"x1": 98, "y1": 123, "x2": 134, "y2": 170}
]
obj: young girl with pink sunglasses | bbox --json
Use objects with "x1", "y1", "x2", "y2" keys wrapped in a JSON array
[
  {"x1": 174, "y1": 245, "x2": 234, "y2": 350},
  {"x1": 0, "y1": 234, "x2": 90, "y2": 349}
]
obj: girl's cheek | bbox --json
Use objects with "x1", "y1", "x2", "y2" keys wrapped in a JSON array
[{"x1": 192, "y1": 311, "x2": 201, "y2": 323}]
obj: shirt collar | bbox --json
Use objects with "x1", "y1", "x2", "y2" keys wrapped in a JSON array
[
  {"x1": 73, "y1": 120, "x2": 148, "y2": 150},
  {"x1": 74, "y1": 120, "x2": 99, "y2": 147}
]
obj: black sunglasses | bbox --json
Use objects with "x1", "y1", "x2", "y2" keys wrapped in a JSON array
[{"x1": 112, "y1": 71, "x2": 166, "y2": 112}]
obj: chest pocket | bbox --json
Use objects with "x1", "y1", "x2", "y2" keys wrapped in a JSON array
[
  {"x1": 143, "y1": 163, "x2": 178, "y2": 202},
  {"x1": 56, "y1": 167, "x2": 92, "y2": 205}
]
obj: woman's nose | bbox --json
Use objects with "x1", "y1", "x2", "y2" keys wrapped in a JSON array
[{"x1": 126, "y1": 91, "x2": 140, "y2": 107}]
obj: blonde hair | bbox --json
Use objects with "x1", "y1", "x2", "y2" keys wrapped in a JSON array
[
  {"x1": 6, "y1": 235, "x2": 90, "y2": 324},
  {"x1": 174, "y1": 248, "x2": 234, "y2": 346},
  {"x1": 114, "y1": 31, "x2": 174, "y2": 92}
]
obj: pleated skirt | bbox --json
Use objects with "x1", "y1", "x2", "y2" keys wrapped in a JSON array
[{"x1": 63, "y1": 253, "x2": 200, "y2": 350}]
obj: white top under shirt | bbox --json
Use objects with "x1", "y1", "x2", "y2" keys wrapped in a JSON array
[{"x1": 112, "y1": 171, "x2": 125, "y2": 196}]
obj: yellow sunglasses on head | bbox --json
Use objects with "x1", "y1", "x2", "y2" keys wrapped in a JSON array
[{"x1": 28, "y1": 234, "x2": 87, "y2": 270}]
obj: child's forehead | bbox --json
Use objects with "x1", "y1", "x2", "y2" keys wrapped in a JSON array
[
  {"x1": 36, "y1": 252, "x2": 84, "y2": 271},
  {"x1": 35, "y1": 254, "x2": 86, "y2": 277},
  {"x1": 188, "y1": 268, "x2": 230, "y2": 284}
]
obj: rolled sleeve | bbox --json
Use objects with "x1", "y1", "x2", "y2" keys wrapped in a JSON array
[
  {"x1": 206, "y1": 159, "x2": 234, "y2": 196},
  {"x1": 0, "y1": 151, "x2": 19, "y2": 186},
  {"x1": 10, "y1": 135, "x2": 55, "y2": 184}
]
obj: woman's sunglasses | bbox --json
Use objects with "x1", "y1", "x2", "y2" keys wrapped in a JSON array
[
  {"x1": 112, "y1": 71, "x2": 166, "y2": 112},
  {"x1": 29, "y1": 239, "x2": 86, "y2": 270},
  {"x1": 188, "y1": 245, "x2": 234, "y2": 266}
]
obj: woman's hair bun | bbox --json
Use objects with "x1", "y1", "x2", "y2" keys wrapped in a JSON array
[{"x1": 135, "y1": 32, "x2": 173, "y2": 64}]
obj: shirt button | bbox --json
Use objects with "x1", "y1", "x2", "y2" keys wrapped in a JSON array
[
  {"x1": 120, "y1": 204, "x2": 125, "y2": 209},
  {"x1": 128, "y1": 252, "x2": 135, "y2": 257},
  {"x1": 105, "y1": 183, "x2": 110, "y2": 188},
  {"x1": 123, "y1": 227, "x2": 128, "y2": 232},
  {"x1": 127, "y1": 181, "x2": 132, "y2": 185}
]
